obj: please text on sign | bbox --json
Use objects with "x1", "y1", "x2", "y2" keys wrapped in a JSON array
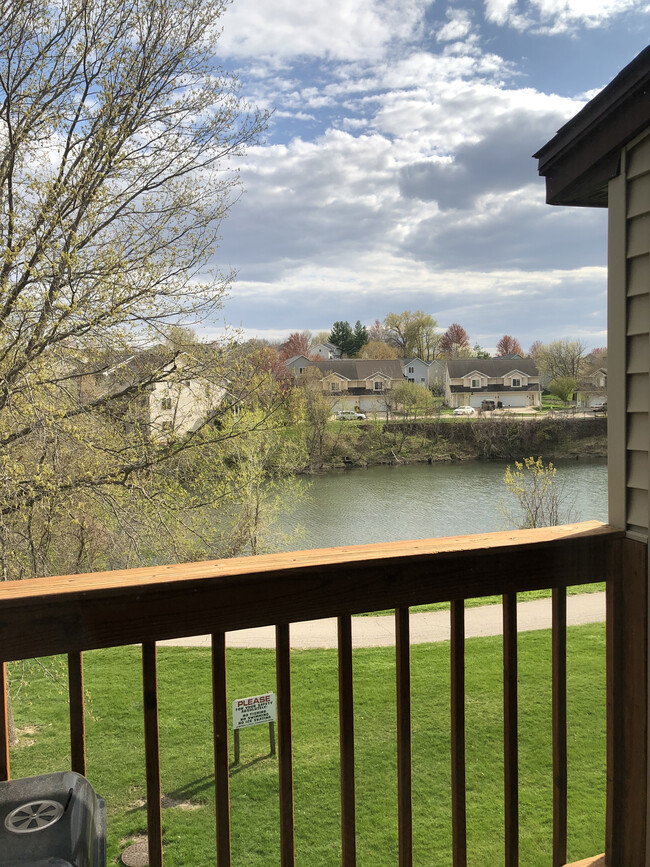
[{"x1": 232, "y1": 692, "x2": 276, "y2": 730}]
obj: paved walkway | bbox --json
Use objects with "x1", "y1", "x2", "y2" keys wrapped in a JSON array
[{"x1": 159, "y1": 591, "x2": 606, "y2": 650}]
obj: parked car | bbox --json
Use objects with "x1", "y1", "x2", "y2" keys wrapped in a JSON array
[
  {"x1": 335, "y1": 410, "x2": 366, "y2": 420},
  {"x1": 452, "y1": 406, "x2": 475, "y2": 416},
  {"x1": 592, "y1": 402, "x2": 607, "y2": 414}
]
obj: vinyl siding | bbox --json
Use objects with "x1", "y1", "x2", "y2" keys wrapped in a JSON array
[{"x1": 610, "y1": 130, "x2": 650, "y2": 537}]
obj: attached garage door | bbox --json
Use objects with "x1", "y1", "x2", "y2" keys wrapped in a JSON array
[{"x1": 500, "y1": 394, "x2": 528, "y2": 407}]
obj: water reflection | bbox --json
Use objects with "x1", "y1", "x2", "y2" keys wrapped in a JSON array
[{"x1": 277, "y1": 459, "x2": 608, "y2": 550}]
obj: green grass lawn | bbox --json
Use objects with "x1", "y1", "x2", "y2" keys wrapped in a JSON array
[{"x1": 8, "y1": 623, "x2": 606, "y2": 866}]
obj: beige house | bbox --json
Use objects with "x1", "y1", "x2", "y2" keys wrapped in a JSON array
[
  {"x1": 78, "y1": 348, "x2": 226, "y2": 439},
  {"x1": 148, "y1": 369, "x2": 226, "y2": 438},
  {"x1": 296, "y1": 358, "x2": 404, "y2": 413},
  {"x1": 445, "y1": 358, "x2": 542, "y2": 409},
  {"x1": 576, "y1": 357, "x2": 607, "y2": 408}
]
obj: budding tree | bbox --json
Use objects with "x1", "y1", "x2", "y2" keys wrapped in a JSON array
[
  {"x1": 440, "y1": 323, "x2": 470, "y2": 357},
  {"x1": 496, "y1": 335, "x2": 523, "y2": 357},
  {"x1": 0, "y1": 0, "x2": 272, "y2": 581}
]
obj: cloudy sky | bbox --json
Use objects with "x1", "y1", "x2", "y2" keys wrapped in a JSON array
[{"x1": 206, "y1": 0, "x2": 650, "y2": 353}]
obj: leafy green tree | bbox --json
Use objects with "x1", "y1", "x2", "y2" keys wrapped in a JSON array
[
  {"x1": 392, "y1": 382, "x2": 433, "y2": 420},
  {"x1": 384, "y1": 310, "x2": 439, "y2": 359},
  {"x1": 473, "y1": 344, "x2": 491, "y2": 359},
  {"x1": 297, "y1": 368, "x2": 338, "y2": 468},
  {"x1": 221, "y1": 409, "x2": 306, "y2": 556},
  {"x1": 536, "y1": 340, "x2": 588, "y2": 381},
  {"x1": 548, "y1": 376, "x2": 578, "y2": 405},
  {"x1": 358, "y1": 341, "x2": 399, "y2": 359}
]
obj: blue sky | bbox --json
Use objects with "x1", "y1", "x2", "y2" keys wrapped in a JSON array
[{"x1": 204, "y1": 0, "x2": 650, "y2": 353}]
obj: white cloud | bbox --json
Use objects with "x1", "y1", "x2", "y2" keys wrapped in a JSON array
[
  {"x1": 437, "y1": 8, "x2": 474, "y2": 41},
  {"x1": 219, "y1": 256, "x2": 607, "y2": 349},
  {"x1": 219, "y1": 0, "x2": 428, "y2": 62},
  {"x1": 204, "y1": 2, "x2": 632, "y2": 350},
  {"x1": 484, "y1": 0, "x2": 647, "y2": 31}
]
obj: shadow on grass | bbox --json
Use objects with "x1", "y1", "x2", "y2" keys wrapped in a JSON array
[
  {"x1": 126, "y1": 775, "x2": 217, "y2": 813},
  {"x1": 229, "y1": 753, "x2": 275, "y2": 776}
]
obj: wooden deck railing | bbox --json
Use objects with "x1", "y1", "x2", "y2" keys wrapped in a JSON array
[{"x1": 0, "y1": 521, "x2": 646, "y2": 866}]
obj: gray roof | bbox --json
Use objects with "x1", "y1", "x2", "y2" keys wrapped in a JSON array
[
  {"x1": 447, "y1": 358, "x2": 539, "y2": 378},
  {"x1": 302, "y1": 359, "x2": 404, "y2": 380}
]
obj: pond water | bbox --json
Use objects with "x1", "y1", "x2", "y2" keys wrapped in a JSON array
[{"x1": 277, "y1": 459, "x2": 608, "y2": 551}]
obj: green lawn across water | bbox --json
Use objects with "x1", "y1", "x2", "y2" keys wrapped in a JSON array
[{"x1": 9, "y1": 623, "x2": 606, "y2": 866}]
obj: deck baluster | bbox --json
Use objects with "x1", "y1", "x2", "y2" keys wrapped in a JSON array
[
  {"x1": 552, "y1": 588, "x2": 567, "y2": 866},
  {"x1": 338, "y1": 615, "x2": 357, "y2": 865},
  {"x1": 0, "y1": 661, "x2": 9, "y2": 781},
  {"x1": 450, "y1": 600, "x2": 467, "y2": 866},
  {"x1": 212, "y1": 631, "x2": 231, "y2": 865},
  {"x1": 503, "y1": 593, "x2": 519, "y2": 867},
  {"x1": 276, "y1": 624, "x2": 295, "y2": 866},
  {"x1": 142, "y1": 642, "x2": 163, "y2": 867},
  {"x1": 68, "y1": 651, "x2": 86, "y2": 776},
  {"x1": 396, "y1": 607, "x2": 413, "y2": 866}
]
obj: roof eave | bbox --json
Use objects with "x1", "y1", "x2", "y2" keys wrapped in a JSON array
[{"x1": 534, "y1": 46, "x2": 650, "y2": 207}]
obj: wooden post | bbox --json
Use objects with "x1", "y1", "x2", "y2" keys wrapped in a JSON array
[
  {"x1": 450, "y1": 600, "x2": 467, "y2": 867},
  {"x1": 276, "y1": 624, "x2": 295, "y2": 866},
  {"x1": 234, "y1": 729, "x2": 240, "y2": 765},
  {"x1": 68, "y1": 651, "x2": 86, "y2": 777},
  {"x1": 212, "y1": 631, "x2": 231, "y2": 866},
  {"x1": 0, "y1": 662, "x2": 9, "y2": 782},
  {"x1": 606, "y1": 536, "x2": 647, "y2": 864},
  {"x1": 269, "y1": 721, "x2": 276, "y2": 756},
  {"x1": 142, "y1": 642, "x2": 163, "y2": 867},
  {"x1": 503, "y1": 593, "x2": 518, "y2": 867}
]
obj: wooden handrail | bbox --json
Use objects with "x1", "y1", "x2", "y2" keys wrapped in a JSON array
[
  {"x1": 0, "y1": 522, "x2": 622, "y2": 661},
  {"x1": 0, "y1": 521, "x2": 642, "y2": 867}
]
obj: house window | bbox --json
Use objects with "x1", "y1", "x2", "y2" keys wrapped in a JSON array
[
  {"x1": 408, "y1": 366, "x2": 414, "y2": 373},
  {"x1": 408, "y1": 377, "x2": 415, "y2": 383},
  {"x1": 471, "y1": 379, "x2": 480, "y2": 388},
  {"x1": 374, "y1": 381, "x2": 383, "y2": 391},
  {"x1": 330, "y1": 382, "x2": 339, "y2": 391},
  {"x1": 511, "y1": 378, "x2": 521, "y2": 387},
  {"x1": 161, "y1": 397, "x2": 172, "y2": 410},
  {"x1": 299, "y1": 367, "x2": 306, "y2": 374}
]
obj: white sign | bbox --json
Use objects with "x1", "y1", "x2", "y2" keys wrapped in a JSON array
[{"x1": 232, "y1": 692, "x2": 276, "y2": 730}]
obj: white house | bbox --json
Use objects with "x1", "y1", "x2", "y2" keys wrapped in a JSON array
[
  {"x1": 311, "y1": 342, "x2": 342, "y2": 360},
  {"x1": 401, "y1": 358, "x2": 446, "y2": 390},
  {"x1": 445, "y1": 358, "x2": 541, "y2": 409}
]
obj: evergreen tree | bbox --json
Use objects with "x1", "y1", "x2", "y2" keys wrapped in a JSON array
[
  {"x1": 328, "y1": 321, "x2": 356, "y2": 356},
  {"x1": 352, "y1": 320, "x2": 369, "y2": 356}
]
